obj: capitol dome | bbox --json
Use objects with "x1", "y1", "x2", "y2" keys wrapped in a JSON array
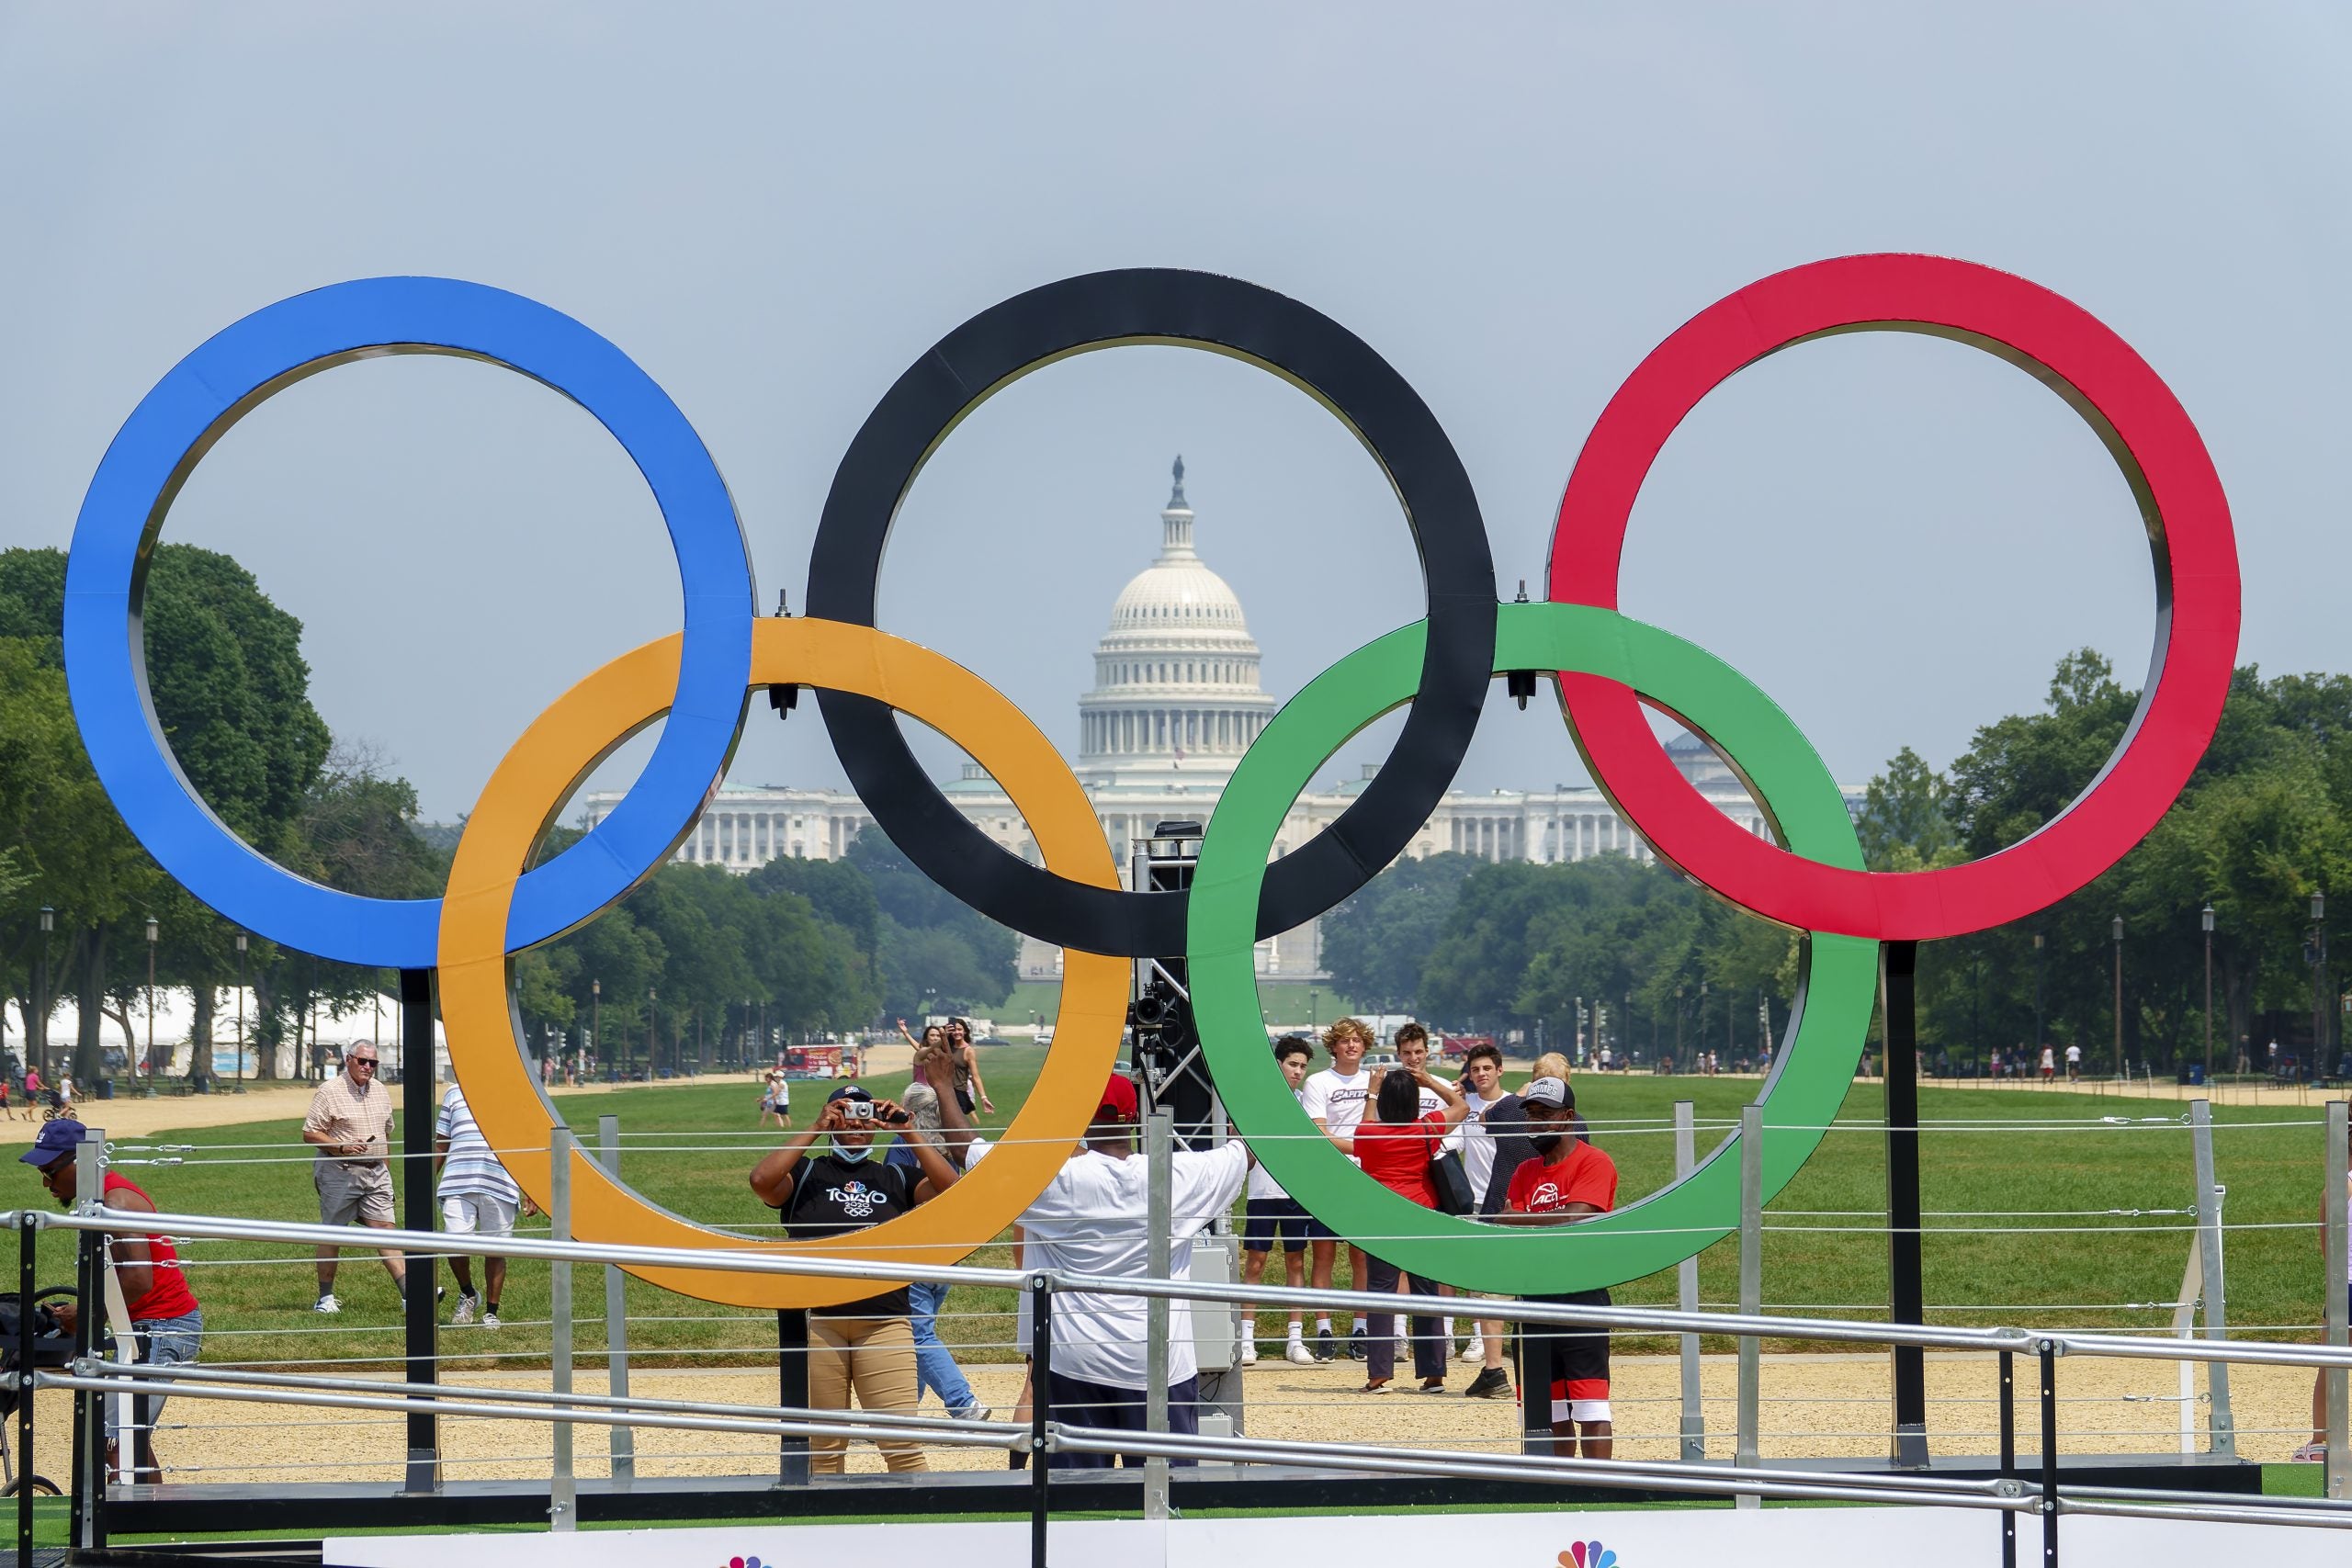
[{"x1": 1077, "y1": 458, "x2": 1278, "y2": 786}]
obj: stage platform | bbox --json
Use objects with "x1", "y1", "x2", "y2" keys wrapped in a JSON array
[{"x1": 92, "y1": 1450, "x2": 2259, "y2": 1541}]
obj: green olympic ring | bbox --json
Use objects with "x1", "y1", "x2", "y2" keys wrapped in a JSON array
[{"x1": 1187, "y1": 600, "x2": 1876, "y2": 1295}]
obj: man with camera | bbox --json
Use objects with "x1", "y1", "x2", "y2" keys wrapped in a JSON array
[{"x1": 749, "y1": 1079, "x2": 960, "y2": 1472}]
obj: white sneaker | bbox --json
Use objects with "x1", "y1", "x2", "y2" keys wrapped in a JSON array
[
  {"x1": 451, "y1": 1294, "x2": 478, "y2": 1325},
  {"x1": 1459, "y1": 1333, "x2": 1484, "y2": 1362},
  {"x1": 1284, "y1": 1339, "x2": 1314, "y2": 1366},
  {"x1": 1239, "y1": 1341, "x2": 1260, "y2": 1364},
  {"x1": 482, "y1": 1310, "x2": 502, "y2": 1329},
  {"x1": 313, "y1": 1292, "x2": 340, "y2": 1314}
]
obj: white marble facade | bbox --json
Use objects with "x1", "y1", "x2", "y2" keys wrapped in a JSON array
[{"x1": 577, "y1": 462, "x2": 1845, "y2": 978}]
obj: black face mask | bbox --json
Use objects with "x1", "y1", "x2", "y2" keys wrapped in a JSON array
[{"x1": 1529, "y1": 1131, "x2": 1566, "y2": 1156}]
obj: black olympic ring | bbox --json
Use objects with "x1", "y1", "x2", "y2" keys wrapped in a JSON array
[{"x1": 805, "y1": 268, "x2": 1498, "y2": 956}]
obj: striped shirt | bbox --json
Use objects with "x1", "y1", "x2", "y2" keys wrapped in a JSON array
[{"x1": 435, "y1": 1086, "x2": 520, "y2": 1203}]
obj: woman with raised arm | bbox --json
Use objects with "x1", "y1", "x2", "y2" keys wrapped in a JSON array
[{"x1": 1330, "y1": 1063, "x2": 1466, "y2": 1393}]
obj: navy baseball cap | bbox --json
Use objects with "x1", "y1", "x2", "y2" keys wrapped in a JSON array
[
  {"x1": 20, "y1": 1119, "x2": 86, "y2": 1168},
  {"x1": 825, "y1": 1084, "x2": 874, "y2": 1104}
]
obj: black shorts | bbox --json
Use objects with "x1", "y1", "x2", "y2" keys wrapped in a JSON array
[
  {"x1": 1243, "y1": 1197, "x2": 1312, "y2": 1253},
  {"x1": 1522, "y1": 1287, "x2": 1611, "y2": 1414}
]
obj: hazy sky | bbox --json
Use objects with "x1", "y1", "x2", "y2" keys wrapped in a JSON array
[{"x1": 6, "y1": 5, "x2": 2350, "y2": 834}]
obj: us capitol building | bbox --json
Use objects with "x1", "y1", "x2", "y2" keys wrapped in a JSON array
[{"x1": 580, "y1": 461, "x2": 1837, "y2": 979}]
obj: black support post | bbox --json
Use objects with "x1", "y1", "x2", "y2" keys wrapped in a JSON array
[
  {"x1": 400, "y1": 968, "x2": 439, "y2": 1493},
  {"x1": 18, "y1": 1210, "x2": 37, "y2": 1561},
  {"x1": 776, "y1": 1308, "x2": 808, "y2": 1485},
  {"x1": 1998, "y1": 1349, "x2": 2016, "y2": 1568},
  {"x1": 1881, "y1": 941, "x2": 1928, "y2": 1466},
  {"x1": 1030, "y1": 1278, "x2": 1052, "y2": 1568},
  {"x1": 2038, "y1": 1340, "x2": 2059, "y2": 1568},
  {"x1": 70, "y1": 1139, "x2": 100, "y2": 1553}
]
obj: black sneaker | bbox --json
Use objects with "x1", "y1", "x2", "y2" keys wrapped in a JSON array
[
  {"x1": 1348, "y1": 1326, "x2": 1368, "y2": 1362},
  {"x1": 1314, "y1": 1329, "x2": 1336, "y2": 1362},
  {"x1": 1464, "y1": 1367, "x2": 1513, "y2": 1400}
]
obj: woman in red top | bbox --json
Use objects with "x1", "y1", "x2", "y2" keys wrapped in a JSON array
[
  {"x1": 1332, "y1": 1065, "x2": 1466, "y2": 1393},
  {"x1": 21, "y1": 1119, "x2": 202, "y2": 1482}
]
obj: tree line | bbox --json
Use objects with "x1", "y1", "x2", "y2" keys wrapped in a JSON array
[
  {"x1": 0, "y1": 545, "x2": 1015, "y2": 1084},
  {"x1": 1319, "y1": 649, "x2": 2352, "y2": 1073}
]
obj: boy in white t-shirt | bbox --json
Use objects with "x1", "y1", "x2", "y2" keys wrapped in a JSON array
[
  {"x1": 1300, "y1": 1017, "x2": 1375, "y2": 1362},
  {"x1": 1238, "y1": 1035, "x2": 1318, "y2": 1365}
]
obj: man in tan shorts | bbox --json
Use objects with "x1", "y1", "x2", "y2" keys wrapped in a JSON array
[{"x1": 301, "y1": 1043, "x2": 413, "y2": 1313}]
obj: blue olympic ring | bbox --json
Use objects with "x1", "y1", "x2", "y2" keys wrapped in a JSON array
[{"x1": 62, "y1": 276, "x2": 756, "y2": 968}]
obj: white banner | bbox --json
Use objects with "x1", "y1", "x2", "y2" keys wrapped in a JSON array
[{"x1": 327, "y1": 1504, "x2": 2344, "y2": 1568}]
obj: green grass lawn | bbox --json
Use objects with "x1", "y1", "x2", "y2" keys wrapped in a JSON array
[{"x1": 35, "y1": 1054, "x2": 2344, "y2": 1376}]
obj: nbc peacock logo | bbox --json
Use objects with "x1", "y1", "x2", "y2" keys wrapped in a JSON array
[{"x1": 1558, "y1": 1541, "x2": 1618, "y2": 1568}]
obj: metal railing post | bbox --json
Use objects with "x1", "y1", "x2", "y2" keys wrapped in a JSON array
[
  {"x1": 548, "y1": 1123, "x2": 574, "y2": 1531},
  {"x1": 1031, "y1": 1275, "x2": 1052, "y2": 1568},
  {"x1": 1998, "y1": 1349, "x2": 2017, "y2": 1568},
  {"x1": 73, "y1": 1123, "x2": 104, "y2": 1552},
  {"x1": 17, "y1": 1209, "x2": 36, "y2": 1561},
  {"x1": 1143, "y1": 1109, "x2": 1171, "y2": 1521},
  {"x1": 597, "y1": 1113, "x2": 634, "y2": 1483},
  {"x1": 2188, "y1": 1099, "x2": 2235, "y2": 1456},
  {"x1": 1674, "y1": 1100, "x2": 1703, "y2": 1462},
  {"x1": 2324, "y1": 1099, "x2": 2348, "y2": 1502},
  {"x1": 1736, "y1": 1101, "x2": 1762, "y2": 1507}
]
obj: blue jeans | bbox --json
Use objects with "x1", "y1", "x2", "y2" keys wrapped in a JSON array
[{"x1": 908, "y1": 1280, "x2": 978, "y2": 1416}]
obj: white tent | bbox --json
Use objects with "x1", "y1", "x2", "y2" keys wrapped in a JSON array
[{"x1": 2, "y1": 987, "x2": 448, "y2": 1079}]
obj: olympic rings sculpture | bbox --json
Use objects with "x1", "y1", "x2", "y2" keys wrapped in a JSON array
[{"x1": 62, "y1": 255, "x2": 2240, "y2": 1304}]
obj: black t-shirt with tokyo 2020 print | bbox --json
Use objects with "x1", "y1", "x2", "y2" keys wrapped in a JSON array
[{"x1": 772, "y1": 1153, "x2": 921, "y2": 1317}]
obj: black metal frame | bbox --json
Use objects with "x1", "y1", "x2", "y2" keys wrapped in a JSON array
[
  {"x1": 1883, "y1": 940, "x2": 1929, "y2": 1467},
  {"x1": 400, "y1": 968, "x2": 438, "y2": 1495}
]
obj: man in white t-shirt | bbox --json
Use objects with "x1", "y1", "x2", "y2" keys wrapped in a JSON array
[
  {"x1": 1451, "y1": 1042, "x2": 1517, "y2": 1396},
  {"x1": 2039, "y1": 1044, "x2": 2055, "y2": 1082},
  {"x1": 968, "y1": 1070, "x2": 1250, "y2": 1468},
  {"x1": 1300, "y1": 1017, "x2": 1375, "y2": 1362},
  {"x1": 2064, "y1": 1043, "x2": 2082, "y2": 1083},
  {"x1": 1238, "y1": 1036, "x2": 1317, "y2": 1366}
]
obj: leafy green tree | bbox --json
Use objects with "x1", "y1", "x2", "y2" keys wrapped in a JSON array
[{"x1": 1317, "y1": 852, "x2": 1482, "y2": 1012}]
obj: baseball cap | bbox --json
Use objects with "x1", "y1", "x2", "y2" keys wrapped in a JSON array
[
  {"x1": 20, "y1": 1119, "x2": 86, "y2": 1168},
  {"x1": 825, "y1": 1084, "x2": 875, "y2": 1104},
  {"x1": 1520, "y1": 1077, "x2": 1571, "y2": 1109},
  {"x1": 1095, "y1": 1072, "x2": 1139, "y2": 1122}
]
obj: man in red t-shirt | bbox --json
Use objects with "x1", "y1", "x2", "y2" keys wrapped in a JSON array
[
  {"x1": 1495, "y1": 1077, "x2": 1618, "y2": 1457},
  {"x1": 22, "y1": 1118, "x2": 203, "y2": 1482}
]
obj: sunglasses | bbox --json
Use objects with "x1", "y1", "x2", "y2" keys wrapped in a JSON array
[{"x1": 349, "y1": 1057, "x2": 379, "y2": 1067}]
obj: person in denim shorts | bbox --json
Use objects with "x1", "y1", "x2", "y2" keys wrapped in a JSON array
[{"x1": 21, "y1": 1119, "x2": 202, "y2": 1482}]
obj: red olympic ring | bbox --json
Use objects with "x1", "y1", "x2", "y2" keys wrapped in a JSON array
[{"x1": 1548, "y1": 253, "x2": 2240, "y2": 940}]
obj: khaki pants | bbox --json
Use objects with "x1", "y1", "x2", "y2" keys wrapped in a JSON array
[{"x1": 808, "y1": 1314, "x2": 925, "y2": 1472}]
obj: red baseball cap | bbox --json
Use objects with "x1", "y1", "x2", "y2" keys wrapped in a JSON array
[{"x1": 1095, "y1": 1072, "x2": 1139, "y2": 1122}]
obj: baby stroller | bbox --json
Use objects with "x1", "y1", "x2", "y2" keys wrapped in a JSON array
[{"x1": 0, "y1": 1287, "x2": 79, "y2": 1495}]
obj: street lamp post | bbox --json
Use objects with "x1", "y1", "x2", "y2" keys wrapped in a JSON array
[
  {"x1": 35, "y1": 907, "x2": 53, "y2": 1083},
  {"x1": 2032, "y1": 932, "x2": 2044, "y2": 1077},
  {"x1": 591, "y1": 978, "x2": 601, "y2": 1081},
  {"x1": 2311, "y1": 892, "x2": 2328, "y2": 1077},
  {"x1": 144, "y1": 913, "x2": 159, "y2": 1081},
  {"x1": 1309, "y1": 988, "x2": 1319, "y2": 1032},
  {"x1": 645, "y1": 987, "x2": 656, "y2": 1083},
  {"x1": 233, "y1": 931, "x2": 247, "y2": 1081},
  {"x1": 2111, "y1": 916, "x2": 2125, "y2": 1080},
  {"x1": 2201, "y1": 904, "x2": 2216, "y2": 1082}
]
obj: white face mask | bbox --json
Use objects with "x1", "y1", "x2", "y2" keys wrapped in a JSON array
[{"x1": 827, "y1": 1136, "x2": 872, "y2": 1163}]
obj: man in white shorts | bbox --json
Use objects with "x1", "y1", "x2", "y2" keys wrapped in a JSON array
[{"x1": 435, "y1": 1082, "x2": 522, "y2": 1327}]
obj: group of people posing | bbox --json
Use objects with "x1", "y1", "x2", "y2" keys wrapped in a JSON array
[
  {"x1": 760, "y1": 1017, "x2": 1620, "y2": 1472},
  {"x1": 1239, "y1": 1019, "x2": 1615, "y2": 1450}
]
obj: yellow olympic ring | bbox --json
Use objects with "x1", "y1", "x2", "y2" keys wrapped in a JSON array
[{"x1": 437, "y1": 616, "x2": 1126, "y2": 1309}]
